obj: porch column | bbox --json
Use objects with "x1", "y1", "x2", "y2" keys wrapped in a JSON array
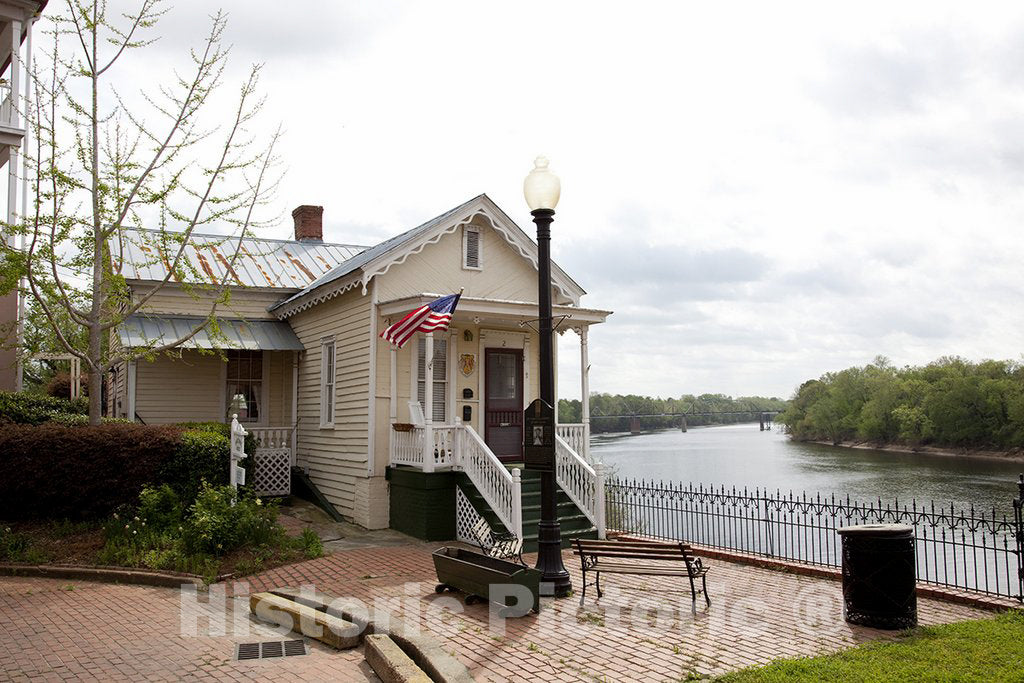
[
  {"x1": 291, "y1": 351, "x2": 299, "y2": 464},
  {"x1": 389, "y1": 346, "x2": 397, "y2": 467},
  {"x1": 423, "y1": 332, "x2": 434, "y2": 472},
  {"x1": 580, "y1": 326, "x2": 590, "y2": 461}
]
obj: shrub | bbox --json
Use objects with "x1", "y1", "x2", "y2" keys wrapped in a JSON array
[
  {"x1": 183, "y1": 482, "x2": 279, "y2": 556},
  {"x1": 0, "y1": 391, "x2": 88, "y2": 425},
  {"x1": 177, "y1": 420, "x2": 257, "y2": 454},
  {"x1": 0, "y1": 422, "x2": 182, "y2": 520},
  {"x1": 45, "y1": 373, "x2": 89, "y2": 399},
  {"x1": 160, "y1": 430, "x2": 232, "y2": 506},
  {"x1": 137, "y1": 485, "x2": 184, "y2": 532}
]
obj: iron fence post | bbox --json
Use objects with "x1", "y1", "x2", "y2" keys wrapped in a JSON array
[{"x1": 1014, "y1": 473, "x2": 1024, "y2": 602}]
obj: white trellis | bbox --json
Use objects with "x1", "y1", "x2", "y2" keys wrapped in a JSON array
[
  {"x1": 229, "y1": 415, "x2": 291, "y2": 497},
  {"x1": 456, "y1": 486, "x2": 490, "y2": 545}
]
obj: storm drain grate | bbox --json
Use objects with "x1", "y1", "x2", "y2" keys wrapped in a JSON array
[{"x1": 236, "y1": 640, "x2": 307, "y2": 660}]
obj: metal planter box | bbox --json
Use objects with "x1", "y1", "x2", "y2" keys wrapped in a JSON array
[{"x1": 432, "y1": 546, "x2": 541, "y2": 616}]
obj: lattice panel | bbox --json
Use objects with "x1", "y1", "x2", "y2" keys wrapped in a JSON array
[
  {"x1": 253, "y1": 448, "x2": 291, "y2": 497},
  {"x1": 456, "y1": 486, "x2": 490, "y2": 547}
]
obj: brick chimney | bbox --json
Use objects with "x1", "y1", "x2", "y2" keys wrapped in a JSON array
[{"x1": 292, "y1": 205, "x2": 323, "y2": 242}]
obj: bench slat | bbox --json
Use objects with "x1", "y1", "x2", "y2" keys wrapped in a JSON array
[{"x1": 592, "y1": 564, "x2": 709, "y2": 577}]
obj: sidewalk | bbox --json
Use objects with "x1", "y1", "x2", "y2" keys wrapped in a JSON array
[
  {"x1": 0, "y1": 538, "x2": 1000, "y2": 682},
  {"x1": 245, "y1": 543, "x2": 993, "y2": 681}
]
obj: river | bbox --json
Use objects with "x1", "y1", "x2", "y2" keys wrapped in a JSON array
[{"x1": 591, "y1": 423, "x2": 1024, "y2": 514}]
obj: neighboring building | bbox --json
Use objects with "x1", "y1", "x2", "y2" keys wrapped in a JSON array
[
  {"x1": 0, "y1": 0, "x2": 45, "y2": 392},
  {"x1": 112, "y1": 194, "x2": 611, "y2": 540}
]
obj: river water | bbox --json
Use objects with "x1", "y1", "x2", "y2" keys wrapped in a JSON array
[{"x1": 591, "y1": 423, "x2": 1024, "y2": 515}]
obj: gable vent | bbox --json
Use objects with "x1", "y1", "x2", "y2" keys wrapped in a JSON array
[{"x1": 463, "y1": 227, "x2": 481, "y2": 269}]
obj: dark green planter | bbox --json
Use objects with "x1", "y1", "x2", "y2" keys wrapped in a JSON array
[{"x1": 432, "y1": 547, "x2": 541, "y2": 616}]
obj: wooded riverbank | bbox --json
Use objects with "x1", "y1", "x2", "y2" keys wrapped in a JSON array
[{"x1": 807, "y1": 438, "x2": 1024, "y2": 463}]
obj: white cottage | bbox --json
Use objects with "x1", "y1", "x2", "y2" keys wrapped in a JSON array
[{"x1": 112, "y1": 194, "x2": 611, "y2": 543}]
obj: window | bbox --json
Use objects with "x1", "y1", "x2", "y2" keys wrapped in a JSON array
[
  {"x1": 226, "y1": 350, "x2": 263, "y2": 422},
  {"x1": 320, "y1": 339, "x2": 336, "y2": 427},
  {"x1": 417, "y1": 337, "x2": 447, "y2": 422},
  {"x1": 463, "y1": 226, "x2": 481, "y2": 269}
]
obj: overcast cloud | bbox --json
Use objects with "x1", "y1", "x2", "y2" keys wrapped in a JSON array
[{"x1": 38, "y1": 0, "x2": 1024, "y2": 400}]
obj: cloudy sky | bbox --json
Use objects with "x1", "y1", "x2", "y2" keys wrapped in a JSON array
[{"x1": 47, "y1": 1, "x2": 1024, "y2": 400}]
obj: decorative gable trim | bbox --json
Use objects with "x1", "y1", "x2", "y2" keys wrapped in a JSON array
[
  {"x1": 273, "y1": 274, "x2": 362, "y2": 319},
  {"x1": 358, "y1": 199, "x2": 583, "y2": 305}
]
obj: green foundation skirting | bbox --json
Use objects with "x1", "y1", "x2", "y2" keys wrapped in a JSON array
[{"x1": 385, "y1": 467, "x2": 457, "y2": 541}]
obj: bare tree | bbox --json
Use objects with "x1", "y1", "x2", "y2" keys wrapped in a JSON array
[{"x1": 1, "y1": 1, "x2": 281, "y2": 423}]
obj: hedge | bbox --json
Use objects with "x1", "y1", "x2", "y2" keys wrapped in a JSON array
[
  {"x1": 0, "y1": 391, "x2": 88, "y2": 425},
  {"x1": 0, "y1": 422, "x2": 254, "y2": 520},
  {"x1": 0, "y1": 423, "x2": 182, "y2": 519}
]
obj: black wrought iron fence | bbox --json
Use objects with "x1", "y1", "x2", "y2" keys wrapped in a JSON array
[{"x1": 605, "y1": 475, "x2": 1024, "y2": 602}]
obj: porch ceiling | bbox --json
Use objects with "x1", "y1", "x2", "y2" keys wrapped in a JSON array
[
  {"x1": 117, "y1": 314, "x2": 304, "y2": 351},
  {"x1": 378, "y1": 294, "x2": 611, "y2": 327}
]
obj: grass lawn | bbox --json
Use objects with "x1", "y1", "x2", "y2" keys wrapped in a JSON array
[{"x1": 717, "y1": 610, "x2": 1024, "y2": 682}]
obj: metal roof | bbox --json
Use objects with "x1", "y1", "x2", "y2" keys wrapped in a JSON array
[
  {"x1": 117, "y1": 314, "x2": 304, "y2": 351},
  {"x1": 269, "y1": 195, "x2": 485, "y2": 312},
  {"x1": 118, "y1": 228, "x2": 367, "y2": 289}
]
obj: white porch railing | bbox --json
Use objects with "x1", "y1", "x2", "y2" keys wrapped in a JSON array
[
  {"x1": 556, "y1": 423, "x2": 590, "y2": 462},
  {"x1": 389, "y1": 422, "x2": 607, "y2": 540},
  {"x1": 249, "y1": 426, "x2": 297, "y2": 466},
  {"x1": 391, "y1": 427, "x2": 426, "y2": 468},
  {"x1": 555, "y1": 435, "x2": 606, "y2": 539}
]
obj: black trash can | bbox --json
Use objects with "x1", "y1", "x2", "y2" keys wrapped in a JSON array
[{"x1": 836, "y1": 524, "x2": 917, "y2": 629}]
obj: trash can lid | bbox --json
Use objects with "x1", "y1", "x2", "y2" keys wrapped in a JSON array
[{"x1": 837, "y1": 523, "x2": 914, "y2": 536}]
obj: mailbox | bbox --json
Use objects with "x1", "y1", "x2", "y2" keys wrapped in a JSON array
[{"x1": 523, "y1": 398, "x2": 555, "y2": 472}]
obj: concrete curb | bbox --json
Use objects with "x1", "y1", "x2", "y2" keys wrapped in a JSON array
[
  {"x1": 0, "y1": 563, "x2": 207, "y2": 588},
  {"x1": 364, "y1": 634, "x2": 432, "y2": 683},
  {"x1": 270, "y1": 587, "x2": 473, "y2": 682},
  {"x1": 250, "y1": 592, "x2": 360, "y2": 650}
]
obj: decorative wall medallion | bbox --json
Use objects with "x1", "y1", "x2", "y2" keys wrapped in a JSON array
[{"x1": 459, "y1": 353, "x2": 476, "y2": 377}]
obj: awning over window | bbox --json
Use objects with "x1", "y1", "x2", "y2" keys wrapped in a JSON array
[{"x1": 117, "y1": 314, "x2": 304, "y2": 351}]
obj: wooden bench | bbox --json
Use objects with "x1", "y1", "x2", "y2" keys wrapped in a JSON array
[{"x1": 572, "y1": 538, "x2": 710, "y2": 607}]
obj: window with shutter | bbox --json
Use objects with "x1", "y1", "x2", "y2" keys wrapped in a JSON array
[
  {"x1": 416, "y1": 337, "x2": 448, "y2": 422},
  {"x1": 463, "y1": 227, "x2": 481, "y2": 270}
]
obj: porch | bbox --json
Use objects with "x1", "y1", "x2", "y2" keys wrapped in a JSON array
[
  {"x1": 379, "y1": 294, "x2": 609, "y2": 547},
  {"x1": 116, "y1": 314, "x2": 304, "y2": 496}
]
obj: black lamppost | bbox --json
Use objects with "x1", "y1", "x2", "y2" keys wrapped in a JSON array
[{"x1": 524, "y1": 156, "x2": 572, "y2": 597}]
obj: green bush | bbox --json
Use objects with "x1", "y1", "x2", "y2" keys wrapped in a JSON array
[
  {"x1": 0, "y1": 391, "x2": 88, "y2": 425},
  {"x1": 137, "y1": 485, "x2": 184, "y2": 532},
  {"x1": 177, "y1": 421, "x2": 257, "y2": 454},
  {"x1": 183, "y1": 482, "x2": 280, "y2": 556},
  {"x1": 159, "y1": 430, "x2": 233, "y2": 506}
]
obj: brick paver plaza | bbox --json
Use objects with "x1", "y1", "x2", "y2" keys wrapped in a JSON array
[{"x1": 0, "y1": 543, "x2": 996, "y2": 681}]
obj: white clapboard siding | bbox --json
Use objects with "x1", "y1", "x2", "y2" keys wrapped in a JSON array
[
  {"x1": 135, "y1": 351, "x2": 224, "y2": 424},
  {"x1": 288, "y1": 287, "x2": 372, "y2": 518},
  {"x1": 375, "y1": 215, "x2": 573, "y2": 305}
]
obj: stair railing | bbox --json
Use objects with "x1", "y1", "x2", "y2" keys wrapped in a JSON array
[
  {"x1": 457, "y1": 425, "x2": 523, "y2": 540},
  {"x1": 555, "y1": 435, "x2": 606, "y2": 539}
]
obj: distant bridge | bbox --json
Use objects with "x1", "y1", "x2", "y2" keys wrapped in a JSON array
[{"x1": 589, "y1": 410, "x2": 782, "y2": 433}]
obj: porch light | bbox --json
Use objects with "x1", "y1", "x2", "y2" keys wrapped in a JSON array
[{"x1": 523, "y1": 156, "x2": 561, "y2": 211}]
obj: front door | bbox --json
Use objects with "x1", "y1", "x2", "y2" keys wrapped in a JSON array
[{"x1": 484, "y1": 348, "x2": 523, "y2": 461}]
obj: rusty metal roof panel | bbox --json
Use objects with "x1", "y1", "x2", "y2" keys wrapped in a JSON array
[
  {"x1": 117, "y1": 314, "x2": 304, "y2": 351},
  {"x1": 118, "y1": 229, "x2": 366, "y2": 289}
]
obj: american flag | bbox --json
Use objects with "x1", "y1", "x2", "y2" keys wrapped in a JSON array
[{"x1": 379, "y1": 293, "x2": 462, "y2": 348}]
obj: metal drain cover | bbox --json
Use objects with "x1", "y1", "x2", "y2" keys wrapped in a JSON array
[{"x1": 236, "y1": 640, "x2": 307, "y2": 660}]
